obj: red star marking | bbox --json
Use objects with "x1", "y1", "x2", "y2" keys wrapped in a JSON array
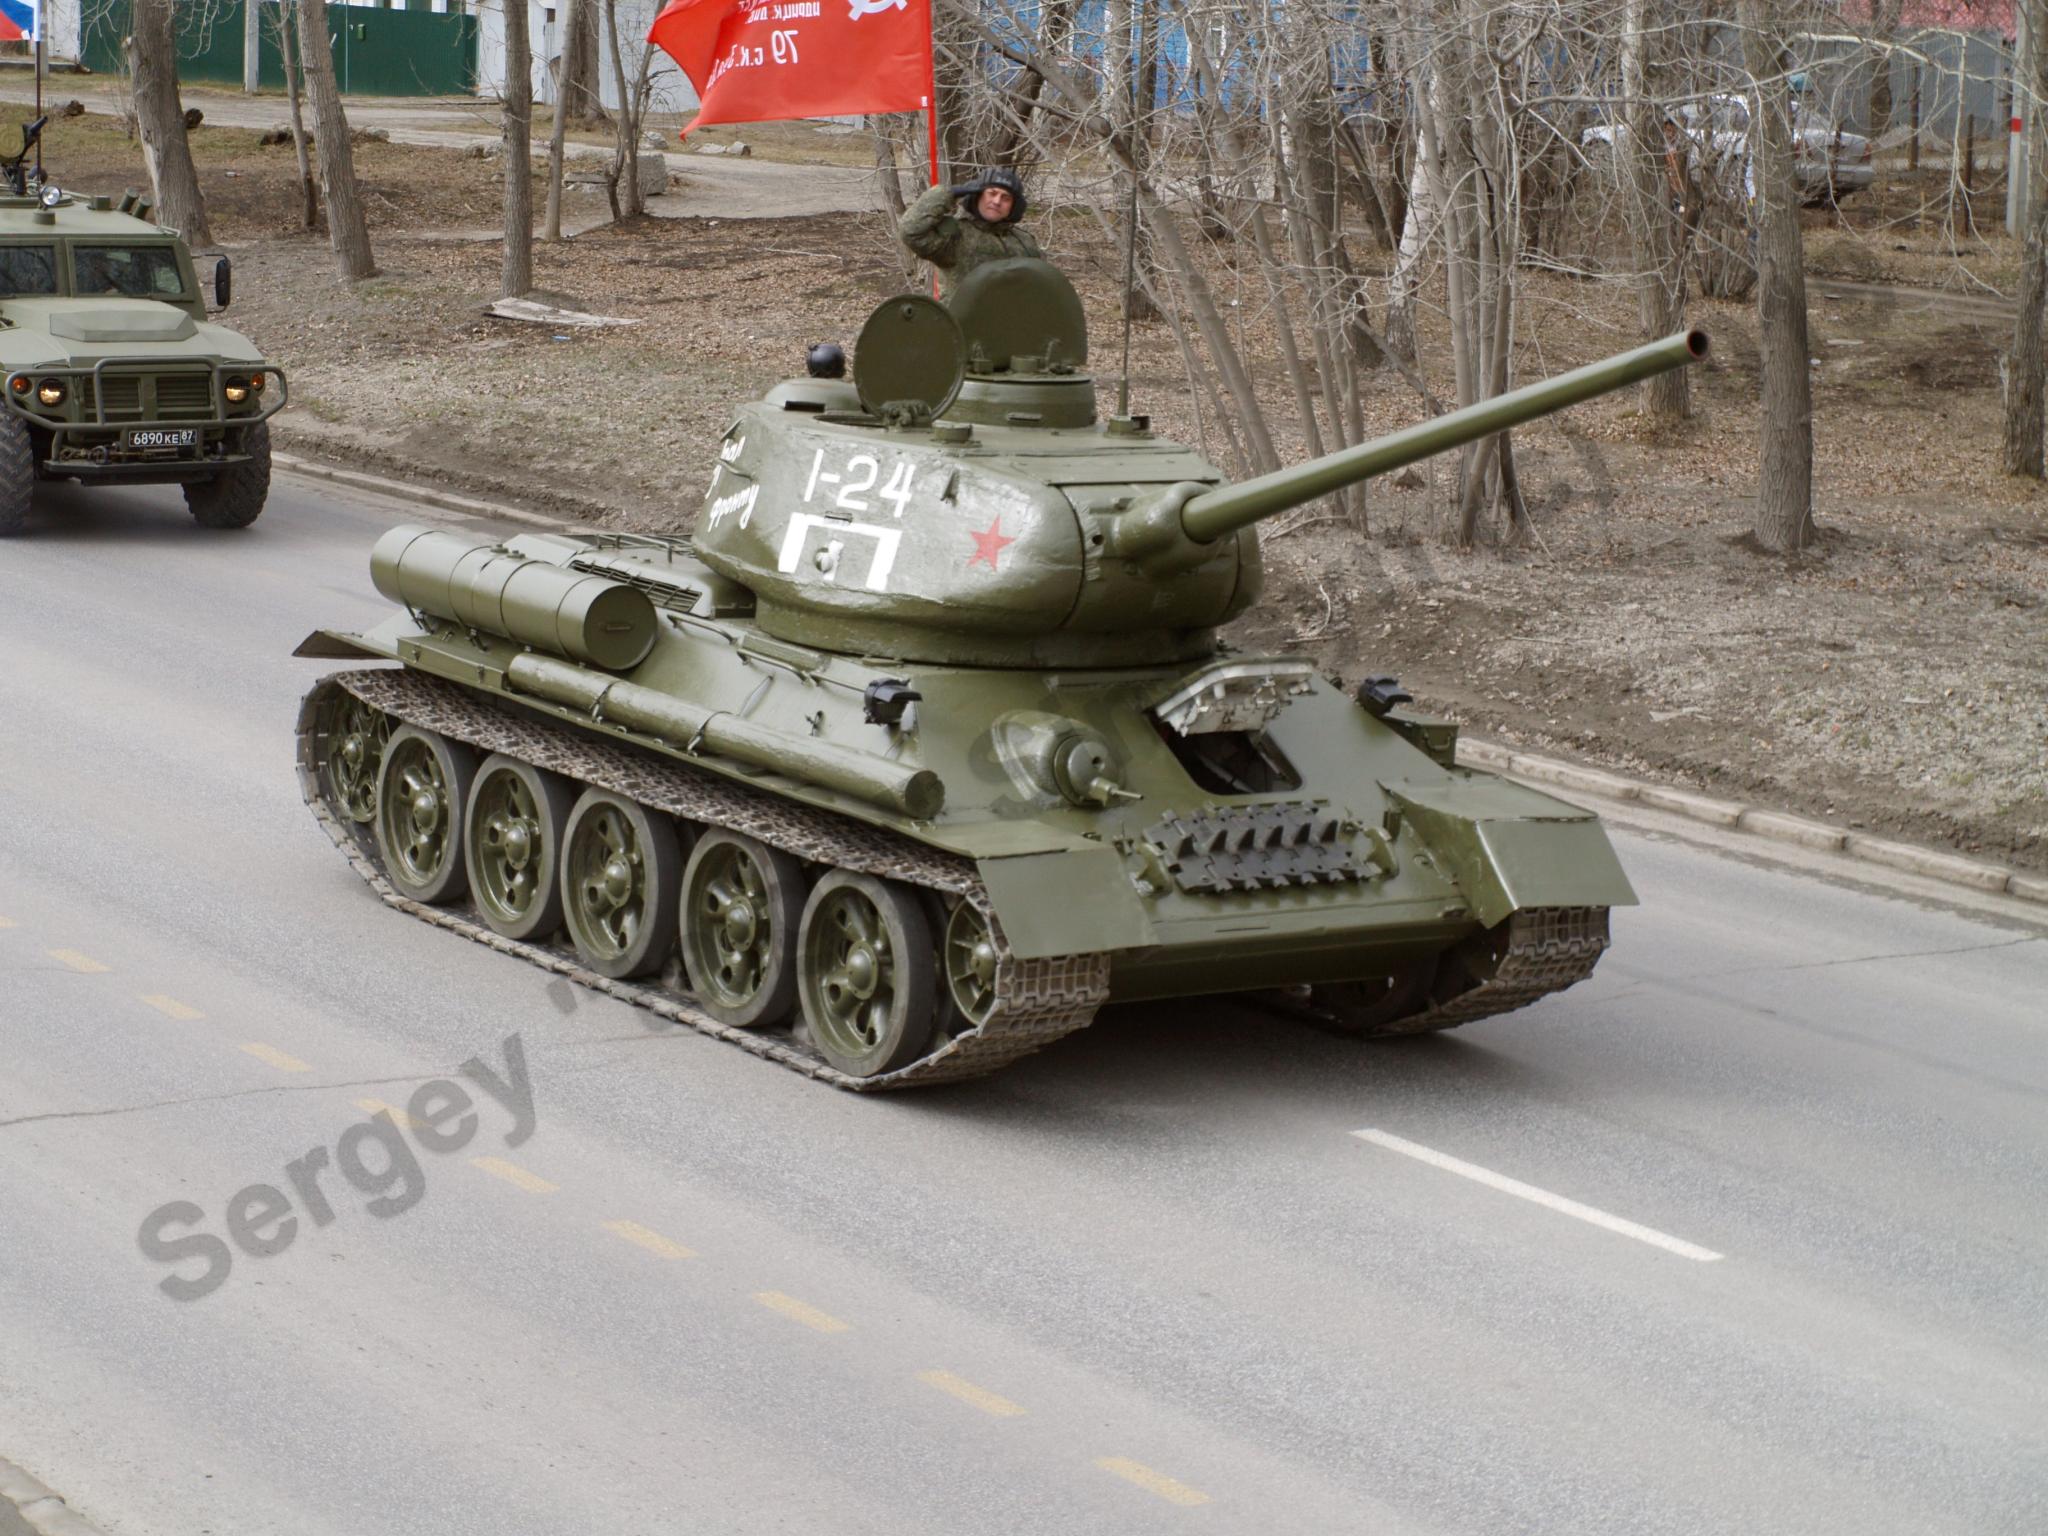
[{"x1": 967, "y1": 515, "x2": 1015, "y2": 571}]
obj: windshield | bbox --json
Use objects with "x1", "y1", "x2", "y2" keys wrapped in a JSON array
[
  {"x1": 0, "y1": 244, "x2": 58, "y2": 296},
  {"x1": 70, "y1": 244, "x2": 186, "y2": 298}
]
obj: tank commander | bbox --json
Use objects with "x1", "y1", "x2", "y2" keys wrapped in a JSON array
[{"x1": 898, "y1": 168, "x2": 1042, "y2": 302}]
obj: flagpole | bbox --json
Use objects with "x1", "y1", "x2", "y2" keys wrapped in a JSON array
[{"x1": 33, "y1": 9, "x2": 43, "y2": 185}]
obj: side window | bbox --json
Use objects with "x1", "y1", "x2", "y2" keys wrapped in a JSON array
[{"x1": 0, "y1": 245, "x2": 58, "y2": 296}]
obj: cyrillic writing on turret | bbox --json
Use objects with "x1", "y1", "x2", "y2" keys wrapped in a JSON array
[{"x1": 708, "y1": 482, "x2": 759, "y2": 528}]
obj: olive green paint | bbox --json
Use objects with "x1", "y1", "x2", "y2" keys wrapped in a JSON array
[
  {"x1": 312, "y1": 262, "x2": 1704, "y2": 999},
  {"x1": 0, "y1": 193, "x2": 284, "y2": 501}
]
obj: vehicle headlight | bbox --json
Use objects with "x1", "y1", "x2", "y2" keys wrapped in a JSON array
[
  {"x1": 247, "y1": 372, "x2": 266, "y2": 394},
  {"x1": 37, "y1": 379, "x2": 66, "y2": 407},
  {"x1": 8, "y1": 375, "x2": 29, "y2": 396},
  {"x1": 224, "y1": 378, "x2": 250, "y2": 404}
]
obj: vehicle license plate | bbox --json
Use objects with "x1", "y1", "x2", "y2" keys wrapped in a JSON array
[{"x1": 125, "y1": 428, "x2": 199, "y2": 450}]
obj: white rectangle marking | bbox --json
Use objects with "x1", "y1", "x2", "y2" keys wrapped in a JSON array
[
  {"x1": 775, "y1": 512, "x2": 902, "y2": 591},
  {"x1": 1353, "y1": 1128, "x2": 1724, "y2": 1262}
]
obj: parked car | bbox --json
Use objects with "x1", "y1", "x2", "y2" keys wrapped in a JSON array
[{"x1": 1583, "y1": 93, "x2": 1875, "y2": 207}]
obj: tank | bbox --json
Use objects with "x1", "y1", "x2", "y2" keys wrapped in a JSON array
[
  {"x1": 295, "y1": 257, "x2": 1705, "y2": 1089},
  {"x1": 0, "y1": 116, "x2": 286, "y2": 537}
]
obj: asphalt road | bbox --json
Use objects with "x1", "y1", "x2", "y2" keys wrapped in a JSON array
[{"x1": 0, "y1": 474, "x2": 2043, "y2": 1535}]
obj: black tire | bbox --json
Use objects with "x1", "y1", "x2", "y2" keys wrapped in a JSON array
[
  {"x1": 0, "y1": 413, "x2": 32, "y2": 537},
  {"x1": 184, "y1": 420, "x2": 271, "y2": 530}
]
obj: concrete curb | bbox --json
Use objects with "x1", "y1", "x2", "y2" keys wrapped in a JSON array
[
  {"x1": 1459, "y1": 739, "x2": 2044, "y2": 908},
  {"x1": 272, "y1": 452, "x2": 569, "y2": 532},
  {"x1": 0, "y1": 1458, "x2": 113, "y2": 1536},
  {"x1": 267, "y1": 449, "x2": 2045, "y2": 915}
]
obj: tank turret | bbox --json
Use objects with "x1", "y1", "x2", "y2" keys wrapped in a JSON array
[{"x1": 691, "y1": 259, "x2": 1704, "y2": 666}]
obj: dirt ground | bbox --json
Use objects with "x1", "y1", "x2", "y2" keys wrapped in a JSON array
[{"x1": 31, "y1": 109, "x2": 2047, "y2": 872}]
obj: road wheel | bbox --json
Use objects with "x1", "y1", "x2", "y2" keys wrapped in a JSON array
[
  {"x1": 798, "y1": 870, "x2": 936, "y2": 1078},
  {"x1": 938, "y1": 898, "x2": 1000, "y2": 1033},
  {"x1": 679, "y1": 829, "x2": 805, "y2": 1028},
  {"x1": 324, "y1": 692, "x2": 391, "y2": 824},
  {"x1": 465, "y1": 755, "x2": 575, "y2": 941},
  {"x1": 374, "y1": 725, "x2": 478, "y2": 904},
  {"x1": 1309, "y1": 965, "x2": 1437, "y2": 1038},
  {"x1": 561, "y1": 788, "x2": 682, "y2": 979},
  {"x1": 0, "y1": 413, "x2": 32, "y2": 537},
  {"x1": 185, "y1": 420, "x2": 271, "y2": 529}
]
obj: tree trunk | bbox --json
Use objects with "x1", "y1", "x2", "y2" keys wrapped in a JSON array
[
  {"x1": 243, "y1": 0, "x2": 261, "y2": 94},
  {"x1": 602, "y1": 0, "x2": 655, "y2": 220},
  {"x1": 2004, "y1": 0, "x2": 2048, "y2": 476},
  {"x1": 1103, "y1": 0, "x2": 1159, "y2": 321},
  {"x1": 544, "y1": 0, "x2": 574, "y2": 241},
  {"x1": 1624, "y1": 0, "x2": 1690, "y2": 420},
  {"x1": 276, "y1": 2, "x2": 320, "y2": 231},
  {"x1": 1740, "y1": 0, "x2": 1816, "y2": 550},
  {"x1": 297, "y1": 0, "x2": 376, "y2": 278},
  {"x1": 128, "y1": 0, "x2": 214, "y2": 248},
  {"x1": 503, "y1": 0, "x2": 534, "y2": 296},
  {"x1": 1867, "y1": 0, "x2": 1904, "y2": 143},
  {"x1": 561, "y1": 0, "x2": 609, "y2": 126}
]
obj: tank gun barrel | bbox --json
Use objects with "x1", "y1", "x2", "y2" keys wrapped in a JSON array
[{"x1": 1176, "y1": 330, "x2": 1708, "y2": 545}]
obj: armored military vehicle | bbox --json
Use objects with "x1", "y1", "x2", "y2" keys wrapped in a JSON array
[
  {"x1": 297, "y1": 259, "x2": 1703, "y2": 1089},
  {"x1": 0, "y1": 118, "x2": 285, "y2": 536}
]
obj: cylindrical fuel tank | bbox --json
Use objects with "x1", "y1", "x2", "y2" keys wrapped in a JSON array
[{"x1": 370, "y1": 526, "x2": 657, "y2": 671}]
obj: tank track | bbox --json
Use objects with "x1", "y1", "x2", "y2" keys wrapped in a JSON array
[
  {"x1": 296, "y1": 669, "x2": 1109, "y2": 1091},
  {"x1": 1375, "y1": 905, "x2": 1611, "y2": 1036}
]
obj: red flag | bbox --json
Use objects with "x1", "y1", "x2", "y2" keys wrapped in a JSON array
[{"x1": 648, "y1": 0, "x2": 933, "y2": 133}]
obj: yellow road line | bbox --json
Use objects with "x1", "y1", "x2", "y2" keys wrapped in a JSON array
[
  {"x1": 48, "y1": 949, "x2": 109, "y2": 974},
  {"x1": 355, "y1": 1098, "x2": 420, "y2": 1129},
  {"x1": 140, "y1": 994, "x2": 204, "y2": 1021},
  {"x1": 916, "y1": 1369, "x2": 1025, "y2": 1418},
  {"x1": 752, "y1": 1291, "x2": 850, "y2": 1333},
  {"x1": 470, "y1": 1156, "x2": 558, "y2": 1194},
  {"x1": 239, "y1": 1042, "x2": 311, "y2": 1073},
  {"x1": 1095, "y1": 1458, "x2": 1211, "y2": 1508},
  {"x1": 601, "y1": 1219, "x2": 696, "y2": 1260}
]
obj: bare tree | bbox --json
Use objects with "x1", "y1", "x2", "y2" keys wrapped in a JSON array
[
  {"x1": 1864, "y1": 0, "x2": 1907, "y2": 144},
  {"x1": 297, "y1": 0, "x2": 376, "y2": 278},
  {"x1": 503, "y1": 0, "x2": 535, "y2": 296},
  {"x1": 544, "y1": 0, "x2": 577, "y2": 243},
  {"x1": 1622, "y1": 0, "x2": 1690, "y2": 419},
  {"x1": 1102, "y1": 0, "x2": 1158, "y2": 321},
  {"x1": 561, "y1": 0, "x2": 610, "y2": 126},
  {"x1": 1739, "y1": 0, "x2": 1816, "y2": 550},
  {"x1": 269, "y1": 0, "x2": 319, "y2": 231},
  {"x1": 602, "y1": 0, "x2": 658, "y2": 220},
  {"x1": 2005, "y1": 1, "x2": 2048, "y2": 477},
  {"x1": 127, "y1": 0, "x2": 214, "y2": 248}
]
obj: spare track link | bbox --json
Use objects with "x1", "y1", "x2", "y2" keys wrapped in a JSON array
[
  {"x1": 1378, "y1": 905, "x2": 1611, "y2": 1036},
  {"x1": 296, "y1": 669, "x2": 1108, "y2": 1091}
]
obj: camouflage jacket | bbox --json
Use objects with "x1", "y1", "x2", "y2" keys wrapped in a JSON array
[{"x1": 897, "y1": 184, "x2": 1044, "y2": 301}]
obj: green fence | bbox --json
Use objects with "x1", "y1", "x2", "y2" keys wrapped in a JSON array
[{"x1": 82, "y1": 2, "x2": 477, "y2": 98}]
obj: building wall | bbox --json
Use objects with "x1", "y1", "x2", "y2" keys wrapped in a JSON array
[
  {"x1": 472, "y1": 0, "x2": 698, "y2": 116},
  {"x1": 68, "y1": 0, "x2": 477, "y2": 95}
]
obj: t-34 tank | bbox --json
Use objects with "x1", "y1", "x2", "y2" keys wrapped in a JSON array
[{"x1": 296, "y1": 259, "x2": 1705, "y2": 1089}]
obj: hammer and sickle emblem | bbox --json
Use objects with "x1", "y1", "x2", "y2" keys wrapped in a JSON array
[{"x1": 846, "y1": 0, "x2": 906, "y2": 17}]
